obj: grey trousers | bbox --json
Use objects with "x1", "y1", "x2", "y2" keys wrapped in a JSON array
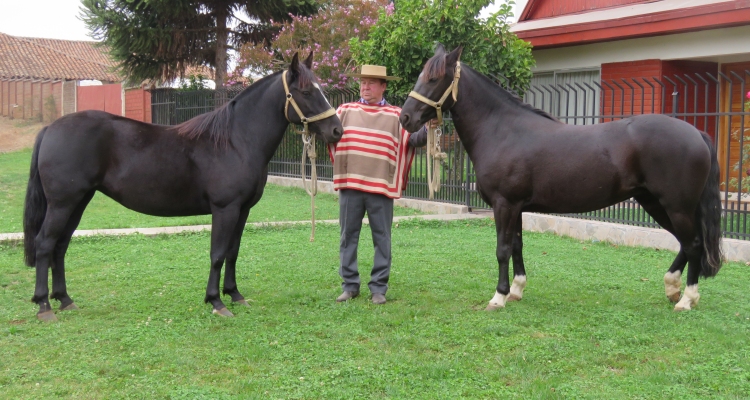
[{"x1": 339, "y1": 189, "x2": 394, "y2": 294}]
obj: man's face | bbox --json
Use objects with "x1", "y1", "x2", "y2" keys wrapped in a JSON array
[{"x1": 360, "y1": 77, "x2": 387, "y2": 104}]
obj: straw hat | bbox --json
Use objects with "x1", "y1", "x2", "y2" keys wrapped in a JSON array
[{"x1": 347, "y1": 65, "x2": 401, "y2": 81}]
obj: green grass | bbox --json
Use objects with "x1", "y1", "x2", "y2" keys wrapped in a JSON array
[
  {"x1": 0, "y1": 149, "x2": 420, "y2": 233},
  {"x1": 2, "y1": 219, "x2": 749, "y2": 399}
]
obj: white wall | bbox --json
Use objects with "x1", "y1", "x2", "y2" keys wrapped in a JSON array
[{"x1": 531, "y1": 25, "x2": 750, "y2": 72}]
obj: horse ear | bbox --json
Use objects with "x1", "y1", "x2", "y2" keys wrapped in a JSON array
[
  {"x1": 289, "y1": 52, "x2": 300, "y2": 79},
  {"x1": 446, "y1": 46, "x2": 463, "y2": 66},
  {"x1": 303, "y1": 51, "x2": 314, "y2": 69}
]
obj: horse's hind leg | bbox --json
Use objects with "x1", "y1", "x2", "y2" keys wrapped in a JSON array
[
  {"x1": 222, "y1": 207, "x2": 251, "y2": 307},
  {"x1": 635, "y1": 194, "x2": 687, "y2": 302},
  {"x1": 508, "y1": 213, "x2": 527, "y2": 302},
  {"x1": 664, "y1": 211, "x2": 703, "y2": 311},
  {"x1": 32, "y1": 201, "x2": 83, "y2": 321},
  {"x1": 51, "y1": 191, "x2": 95, "y2": 311}
]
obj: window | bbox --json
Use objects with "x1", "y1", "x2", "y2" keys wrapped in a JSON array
[{"x1": 524, "y1": 69, "x2": 601, "y2": 125}]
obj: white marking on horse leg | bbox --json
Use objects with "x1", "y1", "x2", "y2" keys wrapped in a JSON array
[
  {"x1": 486, "y1": 291, "x2": 507, "y2": 311},
  {"x1": 674, "y1": 284, "x2": 699, "y2": 311},
  {"x1": 664, "y1": 270, "x2": 682, "y2": 303},
  {"x1": 508, "y1": 275, "x2": 527, "y2": 302}
]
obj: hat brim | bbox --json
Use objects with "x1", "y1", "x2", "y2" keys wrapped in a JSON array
[{"x1": 346, "y1": 73, "x2": 401, "y2": 81}]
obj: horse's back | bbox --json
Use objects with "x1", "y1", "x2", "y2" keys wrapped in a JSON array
[{"x1": 37, "y1": 110, "x2": 213, "y2": 215}]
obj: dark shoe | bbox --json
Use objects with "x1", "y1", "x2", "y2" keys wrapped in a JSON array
[
  {"x1": 372, "y1": 293, "x2": 386, "y2": 305},
  {"x1": 336, "y1": 291, "x2": 359, "y2": 302}
]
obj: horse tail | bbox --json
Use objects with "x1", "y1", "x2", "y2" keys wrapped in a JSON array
[
  {"x1": 23, "y1": 127, "x2": 48, "y2": 267},
  {"x1": 697, "y1": 132, "x2": 723, "y2": 278}
]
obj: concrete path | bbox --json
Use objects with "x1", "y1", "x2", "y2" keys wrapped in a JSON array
[{"x1": 0, "y1": 213, "x2": 489, "y2": 243}]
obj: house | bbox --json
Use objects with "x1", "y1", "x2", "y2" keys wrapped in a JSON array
[
  {"x1": 0, "y1": 32, "x2": 155, "y2": 123},
  {"x1": 510, "y1": 0, "x2": 750, "y2": 195},
  {"x1": 0, "y1": 32, "x2": 120, "y2": 121}
]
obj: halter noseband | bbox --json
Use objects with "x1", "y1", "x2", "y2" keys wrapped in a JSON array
[
  {"x1": 407, "y1": 61, "x2": 461, "y2": 126},
  {"x1": 282, "y1": 70, "x2": 337, "y2": 134}
]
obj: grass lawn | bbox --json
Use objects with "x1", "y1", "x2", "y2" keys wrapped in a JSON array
[
  {"x1": 0, "y1": 149, "x2": 420, "y2": 233},
  {"x1": 1, "y1": 219, "x2": 749, "y2": 399}
]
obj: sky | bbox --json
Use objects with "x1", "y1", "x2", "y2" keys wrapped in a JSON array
[{"x1": 0, "y1": 0, "x2": 528, "y2": 42}]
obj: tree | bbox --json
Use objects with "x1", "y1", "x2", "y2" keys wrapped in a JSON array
[
  {"x1": 81, "y1": 0, "x2": 319, "y2": 87},
  {"x1": 349, "y1": 0, "x2": 534, "y2": 97},
  {"x1": 235, "y1": 0, "x2": 391, "y2": 89}
]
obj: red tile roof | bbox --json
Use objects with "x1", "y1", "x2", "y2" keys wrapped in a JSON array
[{"x1": 0, "y1": 32, "x2": 120, "y2": 81}]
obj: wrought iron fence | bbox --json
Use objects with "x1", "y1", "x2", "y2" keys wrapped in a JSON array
[{"x1": 152, "y1": 69, "x2": 750, "y2": 239}]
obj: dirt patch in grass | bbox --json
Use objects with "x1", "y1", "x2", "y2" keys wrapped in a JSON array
[{"x1": 0, "y1": 116, "x2": 44, "y2": 153}]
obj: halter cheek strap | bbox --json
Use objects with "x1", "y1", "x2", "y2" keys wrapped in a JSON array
[
  {"x1": 281, "y1": 70, "x2": 338, "y2": 242},
  {"x1": 407, "y1": 62, "x2": 461, "y2": 126},
  {"x1": 282, "y1": 70, "x2": 337, "y2": 134}
]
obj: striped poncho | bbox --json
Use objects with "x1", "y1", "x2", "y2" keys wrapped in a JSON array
[{"x1": 328, "y1": 102, "x2": 417, "y2": 199}]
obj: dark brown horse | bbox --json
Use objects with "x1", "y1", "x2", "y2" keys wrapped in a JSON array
[
  {"x1": 400, "y1": 46, "x2": 722, "y2": 311},
  {"x1": 23, "y1": 53, "x2": 342, "y2": 321}
]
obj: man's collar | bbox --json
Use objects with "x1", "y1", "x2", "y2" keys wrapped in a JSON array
[{"x1": 358, "y1": 97, "x2": 388, "y2": 106}]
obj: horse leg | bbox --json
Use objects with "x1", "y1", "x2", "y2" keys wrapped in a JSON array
[
  {"x1": 222, "y1": 206, "x2": 251, "y2": 307},
  {"x1": 32, "y1": 202, "x2": 80, "y2": 321},
  {"x1": 206, "y1": 205, "x2": 241, "y2": 316},
  {"x1": 51, "y1": 191, "x2": 95, "y2": 311},
  {"x1": 665, "y1": 211, "x2": 703, "y2": 311},
  {"x1": 507, "y1": 213, "x2": 526, "y2": 302},
  {"x1": 635, "y1": 194, "x2": 687, "y2": 303},
  {"x1": 486, "y1": 199, "x2": 521, "y2": 311}
]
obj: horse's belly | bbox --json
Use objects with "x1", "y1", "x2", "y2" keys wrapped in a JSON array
[
  {"x1": 99, "y1": 174, "x2": 210, "y2": 217},
  {"x1": 528, "y1": 179, "x2": 636, "y2": 214}
]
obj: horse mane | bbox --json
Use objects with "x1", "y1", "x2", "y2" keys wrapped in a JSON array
[
  {"x1": 420, "y1": 51, "x2": 560, "y2": 123},
  {"x1": 422, "y1": 47, "x2": 446, "y2": 82},
  {"x1": 174, "y1": 65, "x2": 317, "y2": 146}
]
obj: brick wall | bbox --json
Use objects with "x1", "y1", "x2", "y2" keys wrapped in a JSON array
[
  {"x1": 62, "y1": 80, "x2": 76, "y2": 115},
  {"x1": 124, "y1": 88, "x2": 152, "y2": 123},
  {"x1": 0, "y1": 78, "x2": 64, "y2": 121}
]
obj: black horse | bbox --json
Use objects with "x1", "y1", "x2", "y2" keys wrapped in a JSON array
[
  {"x1": 400, "y1": 46, "x2": 722, "y2": 312},
  {"x1": 23, "y1": 53, "x2": 342, "y2": 321}
]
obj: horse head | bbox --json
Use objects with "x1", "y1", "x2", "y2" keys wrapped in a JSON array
[
  {"x1": 400, "y1": 44, "x2": 463, "y2": 133},
  {"x1": 284, "y1": 52, "x2": 343, "y2": 143}
]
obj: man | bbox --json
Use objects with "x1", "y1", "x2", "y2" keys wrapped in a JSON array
[{"x1": 328, "y1": 65, "x2": 428, "y2": 305}]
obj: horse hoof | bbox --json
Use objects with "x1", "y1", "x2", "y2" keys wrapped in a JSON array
[
  {"x1": 37, "y1": 311, "x2": 58, "y2": 322},
  {"x1": 60, "y1": 302, "x2": 79, "y2": 311},
  {"x1": 507, "y1": 293, "x2": 522, "y2": 302},
  {"x1": 667, "y1": 292, "x2": 681, "y2": 303},
  {"x1": 673, "y1": 304, "x2": 691, "y2": 312},
  {"x1": 485, "y1": 303, "x2": 505, "y2": 311},
  {"x1": 234, "y1": 299, "x2": 251, "y2": 307},
  {"x1": 212, "y1": 307, "x2": 234, "y2": 317}
]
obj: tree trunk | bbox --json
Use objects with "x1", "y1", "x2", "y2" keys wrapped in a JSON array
[{"x1": 214, "y1": 8, "x2": 228, "y2": 90}]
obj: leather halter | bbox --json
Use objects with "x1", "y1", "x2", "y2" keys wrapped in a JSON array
[
  {"x1": 282, "y1": 70, "x2": 337, "y2": 134},
  {"x1": 407, "y1": 62, "x2": 461, "y2": 126}
]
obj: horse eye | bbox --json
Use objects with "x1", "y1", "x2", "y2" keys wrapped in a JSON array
[{"x1": 302, "y1": 91, "x2": 311, "y2": 96}]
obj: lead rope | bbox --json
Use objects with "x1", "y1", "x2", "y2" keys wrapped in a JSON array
[
  {"x1": 409, "y1": 62, "x2": 460, "y2": 200},
  {"x1": 301, "y1": 132, "x2": 317, "y2": 241},
  {"x1": 426, "y1": 122, "x2": 448, "y2": 199},
  {"x1": 282, "y1": 70, "x2": 336, "y2": 242}
]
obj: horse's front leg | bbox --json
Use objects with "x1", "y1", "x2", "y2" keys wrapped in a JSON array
[
  {"x1": 222, "y1": 207, "x2": 251, "y2": 307},
  {"x1": 206, "y1": 204, "x2": 241, "y2": 317},
  {"x1": 508, "y1": 213, "x2": 527, "y2": 302},
  {"x1": 487, "y1": 199, "x2": 521, "y2": 311}
]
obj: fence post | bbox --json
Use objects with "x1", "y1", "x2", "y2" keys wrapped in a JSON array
[{"x1": 464, "y1": 145, "x2": 471, "y2": 209}]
